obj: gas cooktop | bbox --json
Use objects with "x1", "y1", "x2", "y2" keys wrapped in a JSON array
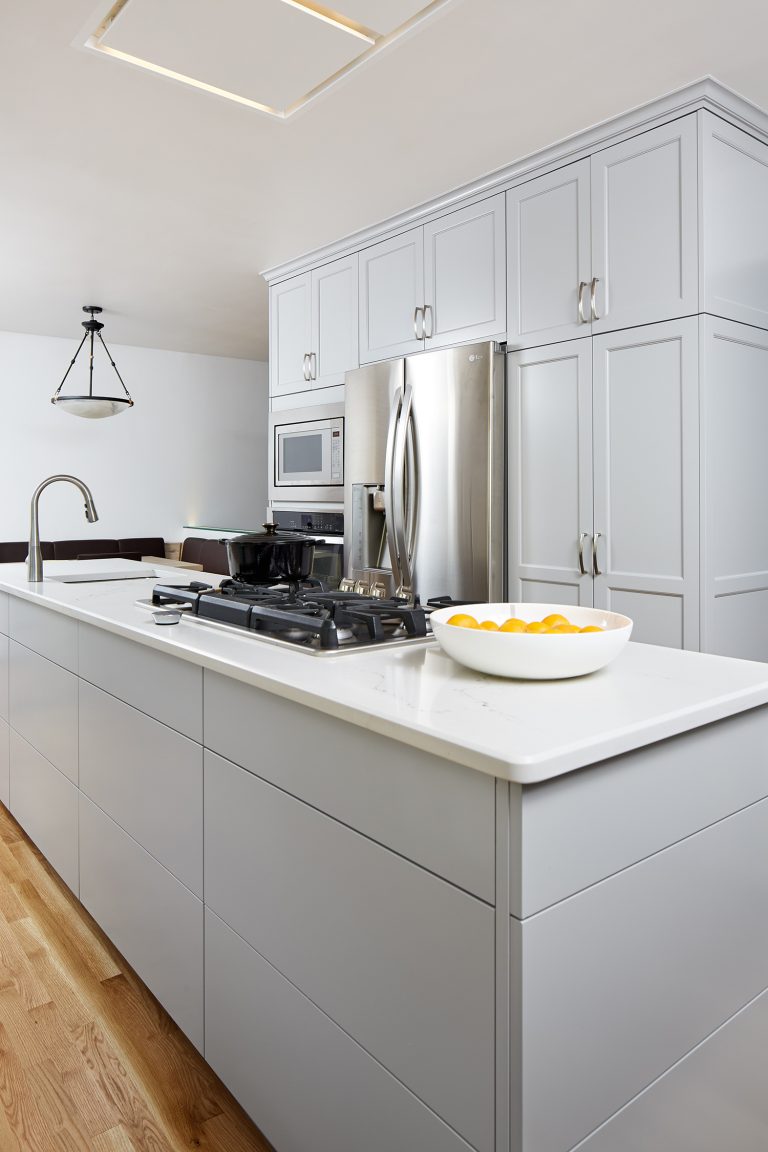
[{"x1": 143, "y1": 579, "x2": 433, "y2": 656}]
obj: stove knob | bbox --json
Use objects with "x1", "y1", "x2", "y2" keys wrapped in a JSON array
[
  {"x1": 339, "y1": 578, "x2": 356, "y2": 592},
  {"x1": 354, "y1": 579, "x2": 369, "y2": 595},
  {"x1": 370, "y1": 582, "x2": 386, "y2": 599}
]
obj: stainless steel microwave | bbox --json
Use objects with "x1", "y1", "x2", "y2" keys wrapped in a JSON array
[{"x1": 268, "y1": 403, "x2": 344, "y2": 504}]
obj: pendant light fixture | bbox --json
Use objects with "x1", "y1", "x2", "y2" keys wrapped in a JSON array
[{"x1": 51, "y1": 305, "x2": 134, "y2": 419}]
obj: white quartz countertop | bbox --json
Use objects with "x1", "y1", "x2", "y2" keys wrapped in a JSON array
[{"x1": 2, "y1": 561, "x2": 768, "y2": 784}]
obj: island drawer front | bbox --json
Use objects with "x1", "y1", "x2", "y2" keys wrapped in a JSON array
[
  {"x1": 0, "y1": 633, "x2": 7, "y2": 721},
  {"x1": 79, "y1": 623, "x2": 202, "y2": 742},
  {"x1": 9, "y1": 640, "x2": 78, "y2": 784},
  {"x1": 9, "y1": 730, "x2": 78, "y2": 894},
  {"x1": 8, "y1": 598, "x2": 77, "y2": 672},
  {"x1": 572, "y1": 988, "x2": 768, "y2": 1152},
  {"x1": 79, "y1": 794, "x2": 204, "y2": 1051},
  {"x1": 513, "y1": 706, "x2": 768, "y2": 916},
  {"x1": 205, "y1": 909, "x2": 478, "y2": 1152},
  {"x1": 0, "y1": 592, "x2": 8, "y2": 636},
  {"x1": 514, "y1": 796, "x2": 768, "y2": 1152},
  {"x1": 203, "y1": 671, "x2": 495, "y2": 904},
  {"x1": 205, "y1": 750, "x2": 495, "y2": 1152},
  {"x1": 79, "y1": 682, "x2": 203, "y2": 897},
  {"x1": 0, "y1": 719, "x2": 8, "y2": 808}
]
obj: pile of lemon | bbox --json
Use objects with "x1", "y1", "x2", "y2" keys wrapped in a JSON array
[{"x1": 445, "y1": 612, "x2": 603, "y2": 634}]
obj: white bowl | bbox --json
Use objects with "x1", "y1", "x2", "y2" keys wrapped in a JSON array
[{"x1": 430, "y1": 603, "x2": 633, "y2": 680}]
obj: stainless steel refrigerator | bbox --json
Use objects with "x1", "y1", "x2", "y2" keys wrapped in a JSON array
[{"x1": 343, "y1": 340, "x2": 505, "y2": 605}]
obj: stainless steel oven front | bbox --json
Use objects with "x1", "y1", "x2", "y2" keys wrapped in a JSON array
[{"x1": 268, "y1": 403, "x2": 344, "y2": 504}]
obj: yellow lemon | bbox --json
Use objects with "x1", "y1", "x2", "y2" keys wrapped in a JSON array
[
  {"x1": 446, "y1": 613, "x2": 480, "y2": 629},
  {"x1": 542, "y1": 613, "x2": 570, "y2": 628},
  {"x1": 579, "y1": 625, "x2": 604, "y2": 633},
  {"x1": 500, "y1": 618, "x2": 526, "y2": 633},
  {"x1": 524, "y1": 620, "x2": 549, "y2": 634},
  {"x1": 480, "y1": 620, "x2": 500, "y2": 631},
  {"x1": 551, "y1": 623, "x2": 580, "y2": 633}
]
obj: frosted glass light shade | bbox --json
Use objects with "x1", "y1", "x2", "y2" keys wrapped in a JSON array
[{"x1": 52, "y1": 396, "x2": 133, "y2": 419}]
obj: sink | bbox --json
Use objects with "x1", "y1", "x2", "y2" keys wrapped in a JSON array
[{"x1": 44, "y1": 559, "x2": 158, "y2": 583}]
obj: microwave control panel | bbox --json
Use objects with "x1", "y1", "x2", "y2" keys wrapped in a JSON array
[{"x1": 331, "y1": 418, "x2": 343, "y2": 482}]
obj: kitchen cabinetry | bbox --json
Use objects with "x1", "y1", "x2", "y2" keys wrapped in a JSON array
[
  {"x1": 701, "y1": 113, "x2": 768, "y2": 331},
  {"x1": 0, "y1": 597, "x2": 8, "y2": 810},
  {"x1": 508, "y1": 317, "x2": 699, "y2": 649},
  {"x1": 506, "y1": 116, "x2": 698, "y2": 349},
  {"x1": 359, "y1": 195, "x2": 506, "y2": 363},
  {"x1": 700, "y1": 316, "x2": 768, "y2": 658},
  {"x1": 269, "y1": 253, "x2": 359, "y2": 400}
]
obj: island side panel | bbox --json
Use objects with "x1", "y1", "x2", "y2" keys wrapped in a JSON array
[
  {"x1": 510, "y1": 760, "x2": 768, "y2": 1152},
  {"x1": 0, "y1": 597, "x2": 8, "y2": 807},
  {"x1": 511, "y1": 705, "x2": 768, "y2": 917}
]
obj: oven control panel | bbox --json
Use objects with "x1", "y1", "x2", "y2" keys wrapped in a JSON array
[{"x1": 272, "y1": 509, "x2": 344, "y2": 536}]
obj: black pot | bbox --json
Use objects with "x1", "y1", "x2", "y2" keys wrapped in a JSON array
[{"x1": 222, "y1": 524, "x2": 318, "y2": 585}]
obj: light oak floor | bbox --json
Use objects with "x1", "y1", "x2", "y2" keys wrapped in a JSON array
[{"x1": 0, "y1": 802, "x2": 274, "y2": 1152}]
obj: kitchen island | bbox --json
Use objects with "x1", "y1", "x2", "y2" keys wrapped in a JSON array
[{"x1": 1, "y1": 562, "x2": 767, "y2": 1152}]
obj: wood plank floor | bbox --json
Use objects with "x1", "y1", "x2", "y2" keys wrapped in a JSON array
[{"x1": 0, "y1": 803, "x2": 275, "y2": 1152}]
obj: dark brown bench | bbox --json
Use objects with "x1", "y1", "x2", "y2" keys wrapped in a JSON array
[{"x1": 0, "y1": 537, "x2": 166, "y2": 564}]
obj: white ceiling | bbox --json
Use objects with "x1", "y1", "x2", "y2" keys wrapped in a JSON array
[{"x1": 2, "y1": 0, "x2": 768, "y2": 361}]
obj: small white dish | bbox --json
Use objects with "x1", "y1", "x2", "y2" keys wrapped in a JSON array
[{"x1": 430, "y1": 603, "x2": 633, "y2": 680}]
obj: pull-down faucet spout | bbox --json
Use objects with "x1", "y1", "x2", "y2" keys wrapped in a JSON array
[{"x1": 28, "y1": 475, "x2": 99, "y2": 582}]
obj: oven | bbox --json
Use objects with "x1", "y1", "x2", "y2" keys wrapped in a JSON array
[
  {"x1": 270, "y1": 508, "x2": 345, "y2": 590},
  {"x1": 268, "y1": 403, "x2": 344, "y2": 504}
]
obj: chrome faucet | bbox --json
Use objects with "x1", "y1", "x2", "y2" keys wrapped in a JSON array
[{"x1": 28, "y1": 475, "x2": 99, "y2": 582}]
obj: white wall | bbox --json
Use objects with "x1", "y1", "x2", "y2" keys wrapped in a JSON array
[{"x1": 0, "y1": 330, "x2": 268, "y2": 545}]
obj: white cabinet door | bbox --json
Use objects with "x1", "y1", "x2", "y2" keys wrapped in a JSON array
[
  {"x1": 10, "y1": 730, "x2": 78, "y2": 893},
  {"x1": 269, "y1": 272, "x2": 312, "y2": 397},
  {"x1": 700, "y1": 317, "x2": 768, "y2": 659},
  {"x1": 591, "y1": 116, "x2": 698, "y2": 333},
  {"x1": 312, "y1": 253, "x2": 359, "y2": 389},
  {"x1": 592, "y1": 318, "x2": 700, "y2": 649},
  {"x1": 359, "y1": 228, "x2": 424, "y2": 362},
  {"x1": 9, "y1": 640, "x2": 78, "y2": 783},
  {"x1": 423, "y1": 195, "x2": 506, "y2": 349},
  {"x1": 507, "y1": 160, "x2": 591, "y2": 349},
  {"x1": 79, "y1": 794, "x2": 204, "y2": 1051},
  {"x1": 0, "y1": 719, "x2": 8, "y2": 810},
  {"x1": 507, "y1": 340, "x2": 594, "y2": 607},
  {"x1": 701, "y1": 112, "x2": 768, "y2": 331},
  {"x1": 205, "y1": 910, "x2": 475, "y2": 1152}
]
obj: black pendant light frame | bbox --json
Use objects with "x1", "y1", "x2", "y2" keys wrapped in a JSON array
[{"x1": 51, "y1": 306, "x2": 134, "y2": 414}]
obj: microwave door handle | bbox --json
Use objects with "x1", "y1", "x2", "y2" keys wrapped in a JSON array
[
  {"x1": 383, "y1": 387, "x2": 403, "y2": 591},
  {"x1": 392, "y1": 381, "x2": 414, "y2": 600}
]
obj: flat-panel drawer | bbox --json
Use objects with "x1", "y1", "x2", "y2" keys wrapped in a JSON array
[
  {"x1": 9, "y1": 730, "x2": 78, "y2": 893},
  {"x1": 8, "y1": 598, "x2": 77, "y2": 671},
  {"x1": 79, "y1": 681, "x2": 203, "y2": 896},
  {"x1": 79, "y1": 623, "x2": 202, "y2": 741},
  {"x1": 0, "y1": 634, "x2": 7, "y2": 722},
  {"x1": 513, "y1": 706, "x2": 768, "y2": 916},
  {"x1": 0, "y1": 718, "x2": 9, "y2": 809},
  {"x1": 205, "y1": 750, "x2": 494, "y2": 1152},
  {"x1": 575, "y1": 987, "x2": 768, "y2": 1152},
  {"x1": 204, "y1": 670, "x2": 495, "y2": 903},
  {"x1": 205, "y1": 909, "x2": 477, "y2": 1152},
  {"x1": 514, "y1": 796, "x2": 768, "y2": 1152},
  {"x1": 9, "y1": 640, "x2": 78, "y2": 783},
  {"x1": 79, "y1": 794, "x2": 204, "y2": 1050},
  {"x1": 0, "y1": 591, "x2": 8, "y2": 636}
]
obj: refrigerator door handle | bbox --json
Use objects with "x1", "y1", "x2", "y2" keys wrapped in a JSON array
[
  {"x1": 393, "y1": 380, "x2": 415, "y2": 600},
  {"x1": 383, "y1": 387, "x2": 404, "y2": 591}
]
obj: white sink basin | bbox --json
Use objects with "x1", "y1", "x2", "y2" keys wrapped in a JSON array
[{"x1": 44, "y1": 559, "x2": 158, "y2": 583}]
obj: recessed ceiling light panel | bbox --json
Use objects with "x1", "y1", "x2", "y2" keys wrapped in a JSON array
[{"x1": 79, "y1": 0, "x2": 457, "y2": 119}]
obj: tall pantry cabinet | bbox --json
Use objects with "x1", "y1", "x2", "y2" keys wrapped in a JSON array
[{"x1": 507, "y1": 110, "x2": 768, "y2": 655}]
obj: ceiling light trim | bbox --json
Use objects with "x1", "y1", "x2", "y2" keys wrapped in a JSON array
[
  {"x1": 79, "y1": 0, "x2": 458, "y2": 120},
  {"x1": 278, "y1": 0, "x2": 378, "y2": 44}
]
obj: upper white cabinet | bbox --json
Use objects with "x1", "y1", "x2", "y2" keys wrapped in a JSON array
[
  {"x1": 508, "y1": 317, "x2": 700, "y2": 650},
  {"x1": 359, "y1": 229, "x2": 424, "y2": 362},
  {"x1": 270, "y1": 254, "x2": 358, "y2": 399},
  {"x1": 359, "y1": 195, "x2": 506, "y2": 363},
  {"x1": 701, "y1": 113, "x2": 768, "y2": 330},
  {"x1": 507, "y1": 160, "x2": 592, "y2": 348},
  {"x1": 591, "y1": 116, "x2": 699, "y2": 333},
  {"x1": 506, "y1": 117, "x2": 698, "y2": 349},
  {"x1": 270, "y1": 272, "x2": 312, "y2": 397}
]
